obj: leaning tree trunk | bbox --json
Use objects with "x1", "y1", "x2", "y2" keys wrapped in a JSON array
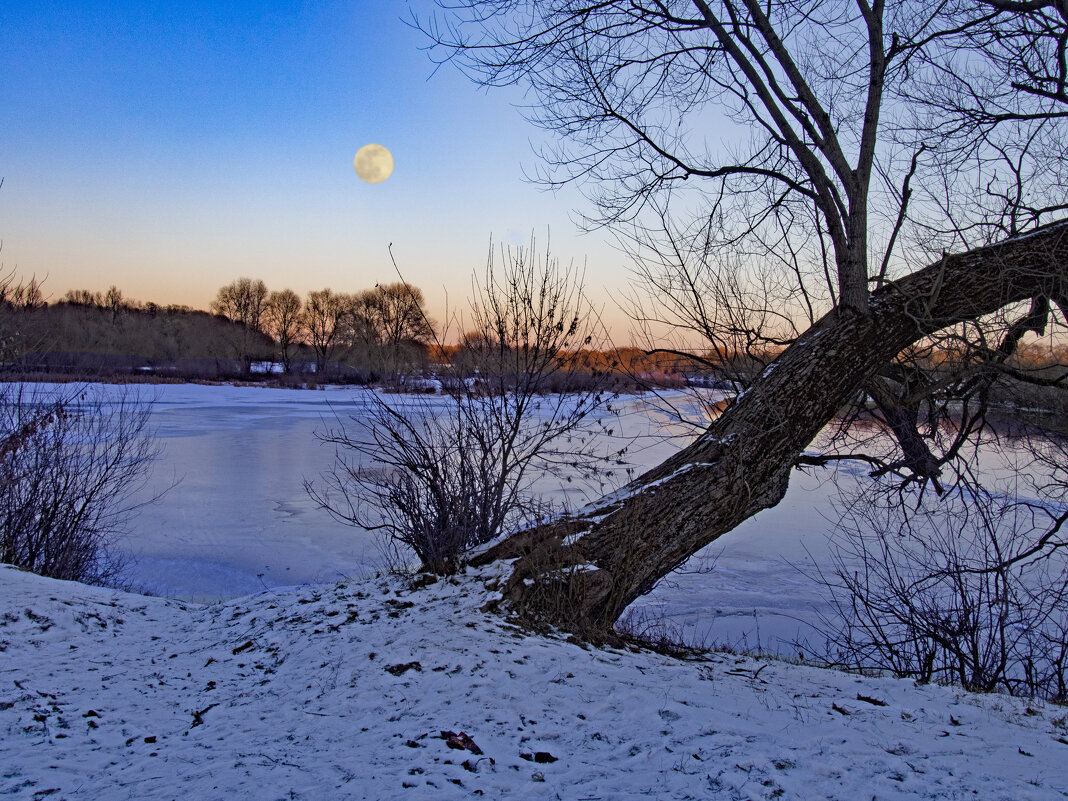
[{"x1": 473, "y1": 220, "x2": 1068, "y2": 635}]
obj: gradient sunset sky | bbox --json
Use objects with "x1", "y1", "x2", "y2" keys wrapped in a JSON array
[{"x1": 0, "y1": 1, "x2": 626, "y2": 333}]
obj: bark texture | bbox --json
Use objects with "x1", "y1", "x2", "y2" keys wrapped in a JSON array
[{"x1": 473, "y1": 221, "x2": 1068, "y2": 633}]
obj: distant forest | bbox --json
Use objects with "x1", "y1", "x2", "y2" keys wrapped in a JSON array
[
  {"x1": 0, "y1": 279, "x2": 435, "y2": 382},
  {"x1": 0, "y1": 278, "x2": 703, "y2": 387}
]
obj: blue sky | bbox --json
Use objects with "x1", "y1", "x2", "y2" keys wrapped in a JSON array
[{"x1": 0, "y1": 1, "x2": 626, "y2": 333}]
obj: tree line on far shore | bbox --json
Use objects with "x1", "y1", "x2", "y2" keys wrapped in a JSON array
[
  {"x1": 1, "y1": 278, "x2": 439, "y2": 381},
  {"x1": 1, "y1": 275, "x2": 704, "y2": 386},
  {"x1": 207, "y1": 278, "x2": 436, "y2": 376}
]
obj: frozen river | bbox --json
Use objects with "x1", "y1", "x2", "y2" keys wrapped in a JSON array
[
  {"x1": 113, "y1": 383, "x2": 685, "y2": 596},
  {"x1": 116, "y1": 384, "x2": 384, "y2": 598},
  {"x1": 87, "y1": 381, "x2": 843, "y2": 652},
  {"x1": 9, "y1": 379, "x2": 1061, "y2": 666}
]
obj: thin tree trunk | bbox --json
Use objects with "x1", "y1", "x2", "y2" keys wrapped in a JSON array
[{"x1": 473, "y1": 221, "x2": 1068, "y2": 634}]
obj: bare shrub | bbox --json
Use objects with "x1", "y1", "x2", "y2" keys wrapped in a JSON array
[
  {"x1": 307, "y1": 242, "x2": 621, "y2": 574},
  {"x1": 0, "y1": 384, "x2": 160, "y2": 585},
  {"x1": 815, "y1": 433, "x2": 1068, "y2": 699},
  {"x1": 614, "y1": 605, "x2": 717, "y2": 658}
]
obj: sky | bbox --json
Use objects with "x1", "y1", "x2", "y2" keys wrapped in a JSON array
[{"x1": 0, "y1": 1, "x2": 629, "y2": 335}]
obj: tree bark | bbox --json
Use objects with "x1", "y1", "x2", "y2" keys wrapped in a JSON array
[{"x1": 473, "y1": 220, "x2": 1068, "y2": 634}]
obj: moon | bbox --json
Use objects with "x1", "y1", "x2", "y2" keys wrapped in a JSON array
[{"x1": 354, "y1": 144, "x2": 394, "y2": 184}]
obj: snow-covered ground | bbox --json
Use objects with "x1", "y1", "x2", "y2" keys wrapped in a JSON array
[{"x1": 3, "y1": 563, "x2": 1067, "y2": 800}]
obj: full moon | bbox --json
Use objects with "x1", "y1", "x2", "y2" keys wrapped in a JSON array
[{"x1": 353, "y1": 144, "x2": 394, "y2": 184}]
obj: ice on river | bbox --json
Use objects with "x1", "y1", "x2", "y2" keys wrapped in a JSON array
[
  {"x1": 24, "y1": 381, "x2": 1027, "y2": 657},
  {"x1": 40, "y1": 382, "x2": 837, "y2": 654}
]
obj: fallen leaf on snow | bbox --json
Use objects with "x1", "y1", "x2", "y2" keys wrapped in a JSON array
[{"x1": 440, "y1": 730, "x2": 483, "y2": 755}]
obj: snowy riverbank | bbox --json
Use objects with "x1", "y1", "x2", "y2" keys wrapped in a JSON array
[{"x1": 3, "y1": 564, "x2": 1067, "y2": 800}]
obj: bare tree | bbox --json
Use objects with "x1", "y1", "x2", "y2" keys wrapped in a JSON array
[
  {"x1": 345, "y1": 289, "x2": 380, "y2": 347},
  {"x1": 0, "y1": 384, "x2": 160, "y2": 585},
  {"x1": 371, "y1": 282, "x2": 436, "y2": 348},
  {"x1": 307, "y1": 243, "x2": 618, "y2": 574},
  {"x1": 0, "y1": 270, "x2": 26, "y2": 365},
  {"x1": 0, "y1": 270, "x2": 52, "y2": 366},
  {"x1": 418, "y1": 1, "x2": 1068, "y2": 634},
  {"x1": 103, "y1": 285, "x2": 127, "y2": 322},
  {"x1": 263, "y1": 288, "x2": 304, "y2": 373},
  {"x1": 618, "y1": 201, "x2": 811, "y2": 430},
  {"x1": 211, "y1": 277, "x2": 270, "y2": 373},
  {"x1": 8, "y1": 276, "x2": 45, "y2": 310},
  {"x1": 63, "y1": 289, "x2": 103, "y2": 307},
  {"x1": 303, "y1": 289, "x2": 350, "y2": 377},
  {"x1": 337, "y1": 283, "x2": 436, "y2": 374}
]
